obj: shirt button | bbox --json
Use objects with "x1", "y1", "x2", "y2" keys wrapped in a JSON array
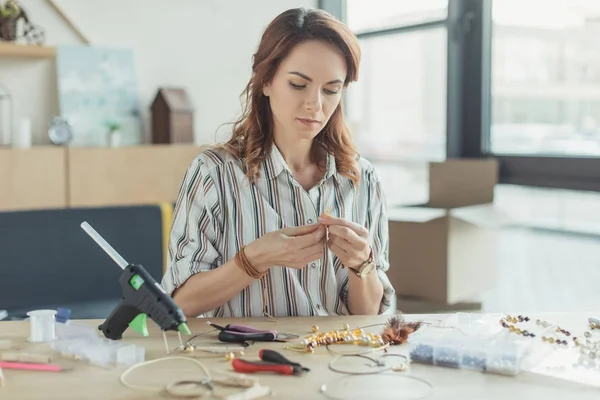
[
  {"x1": 307, "y1": 219, "x2": 313, "y2": 224},
  {"x1": 311, "y1": 262, "x2": 317, "y2": 268},
  {"x1": 316, "y1": 304, "x2": 322, "y2": 310}
]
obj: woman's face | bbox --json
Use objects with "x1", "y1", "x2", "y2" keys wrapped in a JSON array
[{"x1": 264, "y1": 39, "x2": 347, "y2": 143}]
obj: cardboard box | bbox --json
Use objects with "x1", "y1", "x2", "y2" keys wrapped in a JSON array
[{"x1": 386, "y1": 158, "x2": 511, "y2": 305}]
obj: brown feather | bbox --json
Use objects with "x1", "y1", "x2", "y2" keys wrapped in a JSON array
[{"x1": 381, "y1": 315, "x2": 423, "y2": 345}]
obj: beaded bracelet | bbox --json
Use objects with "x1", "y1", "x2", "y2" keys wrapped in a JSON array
[
  {"x1": 285, "y1": 325, "x2": 387, "y2": 353},
  {"x1": 500, "y1": 315, "x2": 536, "y2": 337}
]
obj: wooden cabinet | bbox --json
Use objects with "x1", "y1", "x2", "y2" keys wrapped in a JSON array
[
  {"x1": 0, "y1": 144, "x2": 204, "y2": 211},
  {"x1": 0, "y1": 147, "x2": 67, "y2": 210},
  {"x1": 67, "y1": 144, "x2": 202, "y2": 207}
]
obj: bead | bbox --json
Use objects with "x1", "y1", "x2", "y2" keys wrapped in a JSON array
[
  {"x1": 392, "y1": 363, "x2": 407, "y2": 372},
  {"x1": 311, "y1": 325, "x2": 319, "y2": 333},
  {"x1": 183, "y1": 345, "x2": 194, "y2": 353},
  {"x1": 585, "y1": 331, "x2": 592, "y2": 338},
  {"x1": 225, "y1": 352, "x2": 235, "y2": 361},
  {"x1": 343, "y1": 324, "x2": 350, "y2": 330}
]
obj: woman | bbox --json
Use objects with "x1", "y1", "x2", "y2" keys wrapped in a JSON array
[{"x1": 161, "y1": 7, "x2": 395, "y2": 318}]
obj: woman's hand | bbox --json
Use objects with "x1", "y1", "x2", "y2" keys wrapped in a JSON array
[
  {"x1": 244, "y1": 223, "x2": 327, "y2": 272},
  {"x1": 318, "y1": 214, "x2": 370, "y2": 270}
]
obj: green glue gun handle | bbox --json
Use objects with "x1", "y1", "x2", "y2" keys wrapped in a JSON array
[
  {"x1": 98, "y1": 264, "x2": 190, "y2": 341},
  {"x1": 98, "y1": 301, "x2": 146, "y2": 340}
]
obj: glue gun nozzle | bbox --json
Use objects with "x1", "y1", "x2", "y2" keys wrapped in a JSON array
[{"x1": 178, "y1": 323, "x2": 191, "y2": 335}]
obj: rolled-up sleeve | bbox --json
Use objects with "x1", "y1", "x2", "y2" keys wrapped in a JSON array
[
  {"x1": 366, "y1": 168, "x2": 396, "y2": 315},
  {"x1": 161, "y1": 157, "x2": 222, "y2": 296}
]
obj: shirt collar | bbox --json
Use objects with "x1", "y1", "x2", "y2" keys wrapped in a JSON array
[{"x1": 260, "y1": 144, "x2": 337, "y2": 182}]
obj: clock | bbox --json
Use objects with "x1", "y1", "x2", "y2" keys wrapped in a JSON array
[{"x1": 48, "y1": 117, "x2": 73, "y2": 145}]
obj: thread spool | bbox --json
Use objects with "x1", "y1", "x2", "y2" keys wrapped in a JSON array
[{"x1": 26, "y1": 310, "x2": 57, "y2": 343}]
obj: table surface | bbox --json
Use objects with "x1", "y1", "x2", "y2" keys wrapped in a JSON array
[{"x1": 1, "y1": 313, "x2": 599, "y2": 400}]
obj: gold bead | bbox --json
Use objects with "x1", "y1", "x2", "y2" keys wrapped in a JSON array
[
  {"x1": 343, "y1": 324, "x2": 350, "y2": 330},
  {"x1": 311, "y1": 325, "x2": 319, "y2": 333},
  {"x1": 225, "y1": 352, "x2": 235, "y2": 361},
  {"x1": 353, "y1": 329, "x2": 364, "y2": 336},
  {"x1": 183, "y1": 345, "x2": 195, "y2": 353}
]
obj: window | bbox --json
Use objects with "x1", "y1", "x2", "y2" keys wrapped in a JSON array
[
  {"x1": 322, "y1": 0, "x2": 600, "y2": 192},
  {"x1": 346, "y1": 0, "x2": 448, "y2": 33},
  {"x1": 346, "y1": 29, "x2": 447, "y2": 162},
  {"x1": 490, "y1": 0, "x2": 600, "y2": 157},
  {"x1": 340, "y1": 0, "x2": 448, "y2": 205}
]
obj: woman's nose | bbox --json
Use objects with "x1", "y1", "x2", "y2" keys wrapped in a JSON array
[{"x1": 305, "y1": 89, "x2": 323, "y2": 112}]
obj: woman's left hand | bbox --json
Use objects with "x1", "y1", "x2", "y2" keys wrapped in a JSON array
[{"x1": 318, "y1": 214, "x2": 371, "y2": 270}]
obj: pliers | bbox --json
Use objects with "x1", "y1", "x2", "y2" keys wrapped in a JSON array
[
  {"x1": 231, "y1": 349, "x2": 310, "y2": 376},
  {"x1": 207, "y1": 322, "x2": 299, "y2": 343}
]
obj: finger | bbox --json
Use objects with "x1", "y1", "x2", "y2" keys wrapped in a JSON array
[
  {"x1": 281, "y1": 223, "x2": 321, "y2": 236},
  {"x1": 318, "y1": 215, "x2": 369, "y2": 237},
  {"x1": 328, "y1": 234, "x2": 352, "y2": 254},
  {"x1": 288, "y1": 246, "x2": 325, "y2": 269},
  {"x1": 328, "y1": 225, "x2": 362, "y2": 247},
  {"x1": 289, "y1": 225, "x2": 326, "y2": 250},
  {"x1": 300, "y1": 247, "x2": 325, "y2": 265},
  {"x1": 328, "y1": 241, "x2": 348, "y2": 258}
]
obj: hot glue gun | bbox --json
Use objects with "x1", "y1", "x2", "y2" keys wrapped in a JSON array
[{"x1": 80, "y1": 222, "x2": 191, "y2": 341}]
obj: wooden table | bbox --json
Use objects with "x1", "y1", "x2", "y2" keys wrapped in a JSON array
[{"x1": 1, "y1": 313, "x2": 599, "y2": 399}]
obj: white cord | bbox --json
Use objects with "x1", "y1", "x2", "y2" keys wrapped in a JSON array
[
  {"x1": 119, "y1": 356, "x2": 270, "y2": 400},
  {"x1": 119, "y1": 356, "x2": 211, "y2": 392}
]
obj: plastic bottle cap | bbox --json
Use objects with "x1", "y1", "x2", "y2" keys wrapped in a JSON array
[{"x1": 26, "y1": 309, "x2": 57, "y2": 343}]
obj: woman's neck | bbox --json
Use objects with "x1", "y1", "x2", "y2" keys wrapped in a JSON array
[
  {"x1": 273, "y1": 135, "x2": 314, "y2": 171},
  {"x1": 273, "y1": 135, "x2": 326, "y2": 191}
]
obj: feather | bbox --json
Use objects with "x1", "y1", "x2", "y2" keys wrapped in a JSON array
[{"x1": 381, "y1": 315, "x2": 423, "y2": 345}]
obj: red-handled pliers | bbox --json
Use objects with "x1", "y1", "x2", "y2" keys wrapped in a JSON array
[{"x1": 231, "y1": 349, "x2": 310, "y2": 376}]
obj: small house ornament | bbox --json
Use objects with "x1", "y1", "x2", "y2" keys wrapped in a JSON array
[{"x1": 151, "y1": 87, "x2": 194, "y2": 144}]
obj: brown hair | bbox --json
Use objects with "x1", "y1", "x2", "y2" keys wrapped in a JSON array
[{"x1": 223, "y1": 7, "x2": 361, "y2": 184}]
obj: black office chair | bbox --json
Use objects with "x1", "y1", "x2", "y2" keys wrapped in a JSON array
[{"x1": 0, "y1": 205, "x2": 168, "y2": 320}]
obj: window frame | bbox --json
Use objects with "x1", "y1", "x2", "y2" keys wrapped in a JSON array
[{"x1": 320, "y1": 0, "x2": 600, "y2": 192}]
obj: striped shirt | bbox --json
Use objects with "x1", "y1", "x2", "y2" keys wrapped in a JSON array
[{"x1": 161, "y1": 145, "x2": 396, "y2": 317}]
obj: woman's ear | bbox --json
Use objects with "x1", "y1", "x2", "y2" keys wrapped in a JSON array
[{"x1": 262, "y1": 83, "x2": 270, "y2": 97}]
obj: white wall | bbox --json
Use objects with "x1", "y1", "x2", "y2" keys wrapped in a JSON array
[{"x1": 0, "y1": 0, "x2": 316, "y2": 146}]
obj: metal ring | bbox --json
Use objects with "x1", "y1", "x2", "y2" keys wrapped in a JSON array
[
  {"x1": 165, "y1": 379, "x2": 211, "y2": 398},
  {"x1": 328, "y1": 353, "x2": 410, "y2": 375}
]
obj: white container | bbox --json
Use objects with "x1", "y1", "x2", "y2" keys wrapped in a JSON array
[
  {"x1": 13, "y1": 118, "x2": 32, "y2": 148},
  {"x1": 27, "y1": 309, "x2": 57, "y2": 343}
]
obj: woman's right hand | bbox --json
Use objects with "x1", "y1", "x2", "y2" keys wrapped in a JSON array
[{"x1": 244, "y1": 223, "x2": 327, "y2": 272}]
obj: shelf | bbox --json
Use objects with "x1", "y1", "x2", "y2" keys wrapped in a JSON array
[{"x1": 0, "y1": 41, "x2": 55, "y2": 59}]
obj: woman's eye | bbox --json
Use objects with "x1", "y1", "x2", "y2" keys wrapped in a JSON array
[
  {"x1": 324, "y1": 88, "x2": 340, "y2": 95},
  {"x1": 290, "y1": 82, "x2": 306, "y2": 90}
]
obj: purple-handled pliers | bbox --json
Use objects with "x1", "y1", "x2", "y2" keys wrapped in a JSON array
[{"x1": 207, "y1": 321, "x2": 299, "y2": 343}]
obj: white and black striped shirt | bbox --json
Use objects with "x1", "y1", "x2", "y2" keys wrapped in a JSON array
[{"x1": 161, "y1": 145, "x2": 395, "y2": 317}]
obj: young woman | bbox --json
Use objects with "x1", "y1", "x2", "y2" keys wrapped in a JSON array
[{"x1": 162, "y1": 7, "x2": 395, "y2": 318}]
